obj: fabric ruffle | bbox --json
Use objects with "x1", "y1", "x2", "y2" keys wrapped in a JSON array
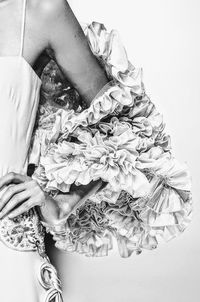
[{"x1": 28, "y1": 21, "x2": 193, "y2": 257}]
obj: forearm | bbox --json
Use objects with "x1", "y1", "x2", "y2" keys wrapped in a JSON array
[{"x1": 55, "y1": 178, "x2": 107, "y2": 219}]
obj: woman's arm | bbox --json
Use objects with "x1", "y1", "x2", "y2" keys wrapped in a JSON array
[
  {"x1": 0, "y1": 173, "x2": 104, "y2": 223},
  {"x1": 42, "y1": 0, "x2": 109, "y2": 107},
  {"x1": 0, "y1": 1, "x2": 110, "y2": 222},
  {"x1": 36, "y1": 0, "x2": 111, "y2": 223}
]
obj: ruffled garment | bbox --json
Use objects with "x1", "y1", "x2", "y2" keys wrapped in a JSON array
[{"x1": 28, "y1": 21, "x2": 193, "y2": 257}]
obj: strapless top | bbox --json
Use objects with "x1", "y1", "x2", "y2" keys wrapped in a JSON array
[{"x1": 0, "y1": 56, "x2": 45, "y2": 252}]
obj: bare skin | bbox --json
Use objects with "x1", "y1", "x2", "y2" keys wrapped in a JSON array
[
  {"x1": 0, "y1": 0, "x2": 109, "y2": 223},
  {"x1": 0, "y1": 0, "x2": 109, "y2": 103}
]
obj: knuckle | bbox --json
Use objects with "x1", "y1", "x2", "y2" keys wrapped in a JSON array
[
  {"x1": 25, "y1": 181, "x2": 32, "y2": 188},
  {"x1": 32, "y1": 179, "x2": 40, "y2": 188},
  {"x1": 25, "y1": 179, "x2": 35, "y2": 190},
  {"x1": 29, "y1": 179, "x2": 37, "y2": 188}
]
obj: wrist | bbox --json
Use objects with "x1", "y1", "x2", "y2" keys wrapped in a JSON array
[
  {"x1": 38, "y1": 179, "x2": 106, "y2": 230},
  {"x1": 37, "y1": 191, "x2": 62, "y2": 225},
  {"x1": 38, "y1": 179, "x2": 107, "y2": 246}
]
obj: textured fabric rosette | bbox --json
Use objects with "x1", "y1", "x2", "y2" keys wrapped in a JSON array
[{"x1": 28, "y1": 21, "x2": 193, "y2": 257}]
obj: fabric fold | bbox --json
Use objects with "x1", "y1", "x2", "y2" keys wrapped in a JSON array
[{"x1": 28, "y1": 21, "x2": 193, "y2": 258}]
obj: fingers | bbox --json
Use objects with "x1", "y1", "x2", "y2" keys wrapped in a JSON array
[
  {"x1": 0, "y1": 190, "x2": 30, "y2": 219},
  {"x1": 0, "y1": 182, "x2": 26, "y2": 211},
  {"x1": 0, "y1": 178, "x2": 46, "y2": 219},
  {"x1": 0, "y1": 172, "x2": 30, "y2": 191},
  {"x1": 7, "y1": 198, "x2": 36, "y2": 219}
]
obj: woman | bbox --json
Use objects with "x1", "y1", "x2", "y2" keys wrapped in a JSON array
[
  {"x1": 0, "y1": 0, "x2": 193, "y2": 301},
  {"x1": 0, "y1": 0, "x2": 109, "y2": 301}
]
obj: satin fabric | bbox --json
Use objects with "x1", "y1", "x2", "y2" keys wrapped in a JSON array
[
  {"x1": 29, "y1": 21, "x2": 193, "y2": 258},
  {"x1": 0, "y1": 55, "x2": 43, "y2": 301}
]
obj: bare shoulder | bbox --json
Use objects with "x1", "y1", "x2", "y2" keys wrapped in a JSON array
[
  {"x1": 34, "y1": 0, "x2": 85, "y2": 55},
  {"x1": 33, "y1": 0, "x2": 71, "y2": 21},
  {"x1": 27, "y1": 0, "x2": 72, "y2": 41}
]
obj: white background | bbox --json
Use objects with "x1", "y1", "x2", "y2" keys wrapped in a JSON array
[{"x1": 55, "y1": 1, "x2": 200, "y2": 302}]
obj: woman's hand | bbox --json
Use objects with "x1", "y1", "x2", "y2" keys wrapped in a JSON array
[
  {"x1": 39, "y1": 179, "x2": 106, "y2": 225},
  {"x1": 38, "y1": 191, "x2": 82, "y2": 225},
  {"x1": 0, "y1": 171, "x2": 105, "y2": 224},
  {"x1": 0, "y1": 172, "x2": 49, "y2": 219},
  {"x1": 0, "y1": 171, "x2": 81, "y2": 224}
]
